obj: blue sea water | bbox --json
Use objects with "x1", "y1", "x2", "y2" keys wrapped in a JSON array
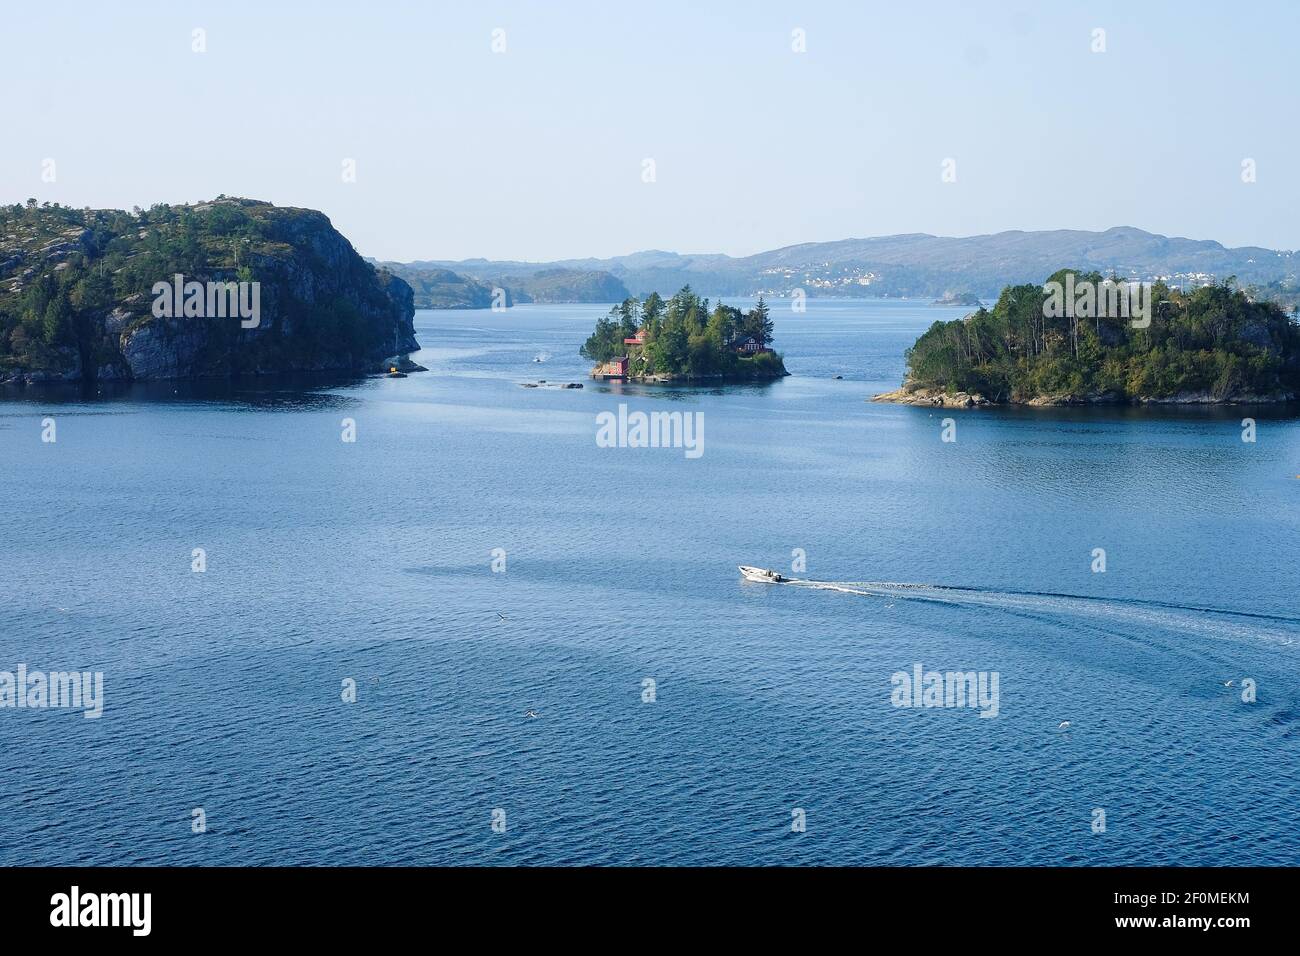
[{"x1": 1, "y1": 299, "x2": 1298, "y2": 866}]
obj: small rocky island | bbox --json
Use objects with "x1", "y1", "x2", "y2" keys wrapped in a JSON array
[
  {"x1": 582, "y1": 287, "x2": 788, "y2": 383},
  {"x1": 0, "y1": 197, "x2": 420, "y2": 384},
  {"x1": 876, "y1": 270, "x2": 1300, "y2": 406},
  {"x1": 932, "y1": 290, "x2": 983, "y2": 307}
]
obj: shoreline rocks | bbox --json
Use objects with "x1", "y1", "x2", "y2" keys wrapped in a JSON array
[
  {"x1": 871, "y1": 383, "x2": 1296, "y2": 407},
  {"x1": 601, "y1": 370, "x2": 789, "y2": 385},
  {"x1": 871, "y1": 386, "x2": 989, "y2": 408}
]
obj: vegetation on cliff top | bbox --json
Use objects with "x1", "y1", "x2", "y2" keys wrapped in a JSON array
[
  {"x1": 1, "y1": 197, "x2": 414, "y2": 381},
  {"x1": 902, "y1": 270, "x2": 1300, "y2": 402},
  {"x1": 580, "y1": 286, "x2": 786, "y2": 379}
]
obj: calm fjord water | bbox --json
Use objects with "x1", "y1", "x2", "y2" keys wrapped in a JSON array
[{"x1": 2, "y1": 299, "x2": 1298, "y2": 865}]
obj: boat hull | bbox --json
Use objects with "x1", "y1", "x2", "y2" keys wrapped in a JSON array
[{"x1": 738, "y1": 565, "x2": 786, "y2": 583}]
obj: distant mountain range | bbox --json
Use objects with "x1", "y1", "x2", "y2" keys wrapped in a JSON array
[
  {"x1": 371, "y1": 264, "x2": 507, "y2": 310},
  {"x1": 396, "y1": 227, "x2": 1300, "y2": 306},
  {"x1": 372, "y1": 261, "x2": 628, "y2": 309}
]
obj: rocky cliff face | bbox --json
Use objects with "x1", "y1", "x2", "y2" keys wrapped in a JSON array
[{"x1": 1, "y1": 198, "x2": 417, "y2": 384}]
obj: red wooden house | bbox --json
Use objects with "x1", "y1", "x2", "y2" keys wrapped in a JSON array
[{"x1": 594, "y1": 356, "x2": 628, "y2": 380}]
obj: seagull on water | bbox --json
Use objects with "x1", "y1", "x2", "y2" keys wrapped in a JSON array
[
  {"x1": 524, "y1": 709, "x2": 539, "y2": 719},
  {"x1": 1058, "y1": 721, "x2": 1071, "y2": 729},
  {"x1": 1223, "y1": 679, "x2": 1235, "y2": 687}
]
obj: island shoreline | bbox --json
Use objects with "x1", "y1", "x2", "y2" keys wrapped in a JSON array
[{"x1": 871, "y1": 385, "x2": 1297, "y2": 408}]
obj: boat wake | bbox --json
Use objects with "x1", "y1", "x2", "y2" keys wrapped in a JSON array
[{"x1": 781, "y1": 578, "x2": 1300, "y2": 647}]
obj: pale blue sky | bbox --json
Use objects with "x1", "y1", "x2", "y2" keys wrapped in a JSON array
[{"x1": 6, "y1": 0, "x2": 1297, "y2": 260}]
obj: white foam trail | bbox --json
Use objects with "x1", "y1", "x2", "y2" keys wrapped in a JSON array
[{"x1": 782, "y1": 579, "x2": 1300, "y2": 647}]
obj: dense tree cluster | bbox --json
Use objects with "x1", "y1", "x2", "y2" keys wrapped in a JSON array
[
  {"x1": 1, "y1": 199, "x2": 264, "y2": 370},
  {"x1": 1, "y1": 198, "x2": 392, "y2": 375},
  {"x1": 580, "y1": 286, "x2": 783, "y2": 378},
  {"x1": 904, "y1": 270, "x2": 1300, "y2": 401}
]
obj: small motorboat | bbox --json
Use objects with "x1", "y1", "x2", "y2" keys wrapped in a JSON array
[{"x1": 738, "y1": 565, "x2": 787, "y2": 583}]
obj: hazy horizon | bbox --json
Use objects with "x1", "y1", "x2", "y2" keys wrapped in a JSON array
[
  {"x1": 382, "y1": 222, "x2": 1297, "y2": 266},
  {"x1": 8, "y1": 0, "x2": 1298, "y2": 261}
]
